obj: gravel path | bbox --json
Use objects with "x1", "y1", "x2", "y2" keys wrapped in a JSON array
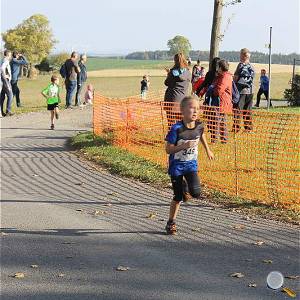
[{"x1": 0, "y1": 107, "x2": 299, "y2": 300}]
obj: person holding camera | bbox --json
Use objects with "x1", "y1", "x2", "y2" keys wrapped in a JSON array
[{"x1": 10, "y1": 51, "x2": 28, "y2": 107}]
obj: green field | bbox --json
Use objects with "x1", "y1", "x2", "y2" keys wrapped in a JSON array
[
  {"x1": 6, "y1": 57, "x2": 299, "y2": 114},
  {"x1": 86, "y1": 57, "x2": 170, "y2": 71}
]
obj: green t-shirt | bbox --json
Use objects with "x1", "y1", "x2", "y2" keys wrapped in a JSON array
[{"x1": 42, "y1": 83, "x2": 60, "y2": 105}]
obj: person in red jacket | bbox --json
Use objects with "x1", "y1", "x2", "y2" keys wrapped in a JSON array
[{"x1": 211, "y1": 59, "x2": 233, "y2": 143}]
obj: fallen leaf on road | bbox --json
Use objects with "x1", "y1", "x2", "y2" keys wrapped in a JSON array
[
  {"x1": 253, "y1": 241, "x2": 264, "y2": 246},
  {"x1": 230, "y1": 272, "x2": 245, "y2": 278},
  {"x1": 75, "y1": 182, "x2": 84, "y2": 186},
  {"x1": 262, "y1": 259, "x2": 273, "y2": 264},
  {"x1": 282, "y1": 287, "x2": 297, "y2": 298},
  {"x1": 32, "y1": 174, "x2": 39, "y2": 177},
  {"x1": 94, "y1": 210, "x2": 106, "y2": 216},
  {"x1": 12, "y1": 272, "x2": 25, "y2": 278},
  {"x1": 0, "y1": 232, "x2": 8, "y2": 236},
  {"x1": 107, "y1": 192, "x2": 118, "y2": 196},
  {"x1": 146, "y1": 213, "x2": 157, "y2": 219},
  {"x1": 248, "y1": 283, "x2": 257, "y2": 287},
  {"x1": 191, "y1": 227, "x2": 202, "y2": 232},
  {"x1": 76, "y1": 209, "x2": 83, "y2": 212},
  {"x1": 116, "y1": 265, "x2": 130, "y2": 271},
  {"x1": 58, "y1": 273, "x2": 65, "y2": 277},
  {"x1": 104, "y1": 203, "x2": 112, "y2": 207},
  {"x1": 242, "y1": 216, "x2": 251, "y2": 221},
  {"x1": 285, "y1": 275, "x2": 300, "y2": 280},
  {"x1": 30, "y1": 265, "x2": 38, "y2": 268},
  {"x1": 66, "y1": 256, "x2": 73, "y2": 259},
  {"x1": 62, "y1": 242, "x2": 76, "y2": 245},
  {"x1": 233, "y1": 224, "x2": 245, "y2": 230}
]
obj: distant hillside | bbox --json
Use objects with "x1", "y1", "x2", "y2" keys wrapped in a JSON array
[{"x1": 125, "y1": 50, "x2": 300, "y2": 65}]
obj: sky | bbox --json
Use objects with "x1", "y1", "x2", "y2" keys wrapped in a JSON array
[{"x1": 1, "y1": 0, "x2": 299, "y2": 55}]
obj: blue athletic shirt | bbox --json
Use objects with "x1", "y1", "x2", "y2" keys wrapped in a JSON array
[{"x1": 165, "y1": 121, "x2": 204, "y2": 176}]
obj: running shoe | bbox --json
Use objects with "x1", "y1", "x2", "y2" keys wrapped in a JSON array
[
  {"x1": 50, "y1": 124, "x2": 54, "y2": 130},
  {"x1": 165, "y1": 222, "x2": 177, "y2": 235}
]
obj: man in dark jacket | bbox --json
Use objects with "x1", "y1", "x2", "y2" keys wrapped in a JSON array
[
  {"x1": 64, "y1": 52, "x2": 81, "y2": 108},
  {"x1": 75, "y1": 54, "x2": 87, "y2": 106},
  {"x1": 10, "y1": 51, "x2": 28, "y2": 107}
]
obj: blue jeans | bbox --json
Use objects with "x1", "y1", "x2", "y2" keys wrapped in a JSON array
[
  {"x1": 75, "y1": 82, "x2": 84, "y2": 106},
  {"x1": 0, "y1": 83, "x2": 13, "y2": 114},
  {"x1": 65, "y1": 80, "x2": 77, "y2": 107}
]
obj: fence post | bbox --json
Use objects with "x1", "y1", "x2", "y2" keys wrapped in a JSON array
[
  {"x1": 160, "y1": 101, "x2": 168, "y2": 166},
  {"x1": 233, "y1": 123, "x2": 239, "y2": 197},
  {"x1": 125, "y1": 99, "x2": 129, "y2": 144}
]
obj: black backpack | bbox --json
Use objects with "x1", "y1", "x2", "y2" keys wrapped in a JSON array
[{"x1": 59, "y1": 63, "x2": 67, "y2": 79}]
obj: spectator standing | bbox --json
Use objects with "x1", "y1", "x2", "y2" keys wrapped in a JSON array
[
  {"x1": 233, "y1": 48, "x2": 255, "y2": 132},
  {"x1": 140, "y1": 75, "x2": 150, "y2": 99},
  {"x1": 10, "y1": 51, "x2": 28, "y2": 107},
  {"x1": 84, "y1": 84, "x2": 94, "y2": 105},
  {"x1": 0, "y1": 68, "x2": 10, "y2": 117},
  {"x1": 0, "y1": 50, "x2": 13, "y2": 117},
  {"x1": 195, "y1": 57, "x2": 220, "y2": 98},
  {"x1": 75, "y1": 54, "x2": 87, "y2": 106},
  {"x1": 255, "y1": 69, "x2": 271, "y2": 107},
  {"x1": 211, "y1": 59, "x2": 233, "y2": 143},
  {"x1": 192, "y1": 60, "x2": 202, "y2": 84},
  {"x1": 63, "y1": 52, "x2": 80, "y2": 108},
  {"x1": 164, "y1": 53, "x2": 192, "y2": 128}
]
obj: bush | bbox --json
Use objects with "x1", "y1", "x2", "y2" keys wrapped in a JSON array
[
  {"x1": 48, "y1": 52, "x2": 69, "y2": 71},
  {"x1": 284, "y1": 74, "x2": 300, "y2": 106}
]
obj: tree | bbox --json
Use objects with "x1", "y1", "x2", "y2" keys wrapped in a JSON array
[
  {"x1": 284, "y1": 75, "x2": 300, "y2": 106},
  {"x1": 209, "y1": 0, "x2": 241, "y2": 66},
  {"x1": 167, "y1": 35, "x2": 192, "y2": 58},
  {"x1": 2, "y1": 14, "x2": 56, "y2": 65},
  {"x1": 49, "y1": 52, "x2": 69, "y2": 70}
]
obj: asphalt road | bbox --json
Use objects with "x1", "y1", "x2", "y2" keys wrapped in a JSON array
[{"x1": 0, "y1": 107, "x2": 299, "y2": 300}]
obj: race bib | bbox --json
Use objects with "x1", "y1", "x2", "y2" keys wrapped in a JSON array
[{"x1": 174, "y1": 138, "x2": 199, "y2": 161}]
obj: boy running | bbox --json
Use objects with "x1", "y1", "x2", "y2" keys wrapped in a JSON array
[
  {"x1": 165, "y1": 96, "x2": 214, "y2": 235},
  {"x1": 42, "y1": 75, "x2": 61, "y2": 130}
]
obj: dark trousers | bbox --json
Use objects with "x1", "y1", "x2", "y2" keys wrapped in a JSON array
[
  {"x1": 65, "y1": 80, "x2": 77, "y2": 107},
  {"x1": 256, "y1": 88, "x2": 272, "y2": 107},
  {"x1": 11, "y1": 81, "x2": 21, "y2": 107},
  {"x1": 75, "y1": 82, "x2": 84, "y2": 106},
  {"x1": 233, "y1": 94, "x2": 253, "y2": 132},
  {"x1": 210, "y1": 109, "x2": 228, "y2": 143},
  {"x1": 0, "y1": 83, "x2": 13, "y2": 115},
  {"x1": 171, "y1": 171, "x2": 201, "y2": 202}
]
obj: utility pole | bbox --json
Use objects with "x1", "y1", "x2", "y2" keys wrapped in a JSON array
[
  {"x1": 267, "y1": 26, "x2": 272, "y2": 110},
  {"x1": 209, "y1": 0, "x2": 223, "y2": 68}
]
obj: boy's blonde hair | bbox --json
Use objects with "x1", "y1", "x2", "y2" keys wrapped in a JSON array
[
  {"x1": 180, "y1": 95, "x2": 199, "y2": 110},
  {"x1": 51, "y1": 75, "x2": 59, "y2": 83}
]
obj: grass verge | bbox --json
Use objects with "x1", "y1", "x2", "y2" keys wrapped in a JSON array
[
  {"x1": 70, "y1": 131, "x2": 169, "y2": 185},
  {"x1": 71, "y1": 131, "x2": 299, "y2": 224}
]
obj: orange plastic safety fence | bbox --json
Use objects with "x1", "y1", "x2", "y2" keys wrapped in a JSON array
[{"x1": 93, "y1": 92, "x2": 300, "y2": 211}]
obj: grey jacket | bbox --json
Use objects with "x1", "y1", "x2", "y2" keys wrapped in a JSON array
[{"x1": 164, "y1": 68, "x2": 192, "y2": 102}]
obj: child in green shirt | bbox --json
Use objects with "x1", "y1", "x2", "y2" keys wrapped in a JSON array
[{"x1": 42, "y1": 75, "x2": 61, "y2": 130}]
